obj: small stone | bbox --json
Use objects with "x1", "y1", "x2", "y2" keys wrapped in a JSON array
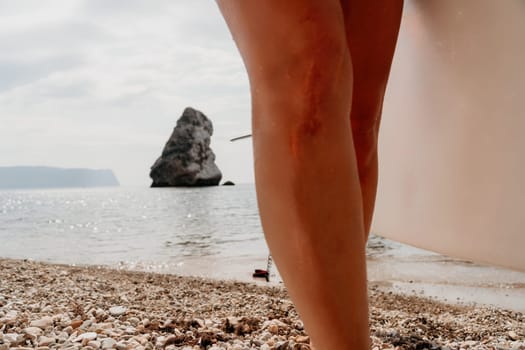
[
  {"x1": 4, "y1": 333, "x2": 24, "y2": 345},
  {"x1": 109, "y1": 306, "x2": 127, "y2": 317},
  {"x1": 260, "y1": 331, "x2": 272, "y2": 341},
  {"x1": 268, "y1": 324, "x2": 279, "y2": 334},
  {"x1": 30, "y1": 316, "x2": 54, "y2": 329},
  {"x1": 508, "y1": 331, "x2": 519, "y2": 341},
  {"x1": 41, "y1": 305, "x2": 53, "y2": 313},
  {"x1": 71, "y1": 320, "x2": 83, "y2": 329},
  {"x1": 462, "y1": 340, "x2": 477, "y2": 347},
  {"x1": 101, "y1": 338, "x2": 117, "y2": 349},
  {"x1": 94, "y1": 308, "x2": 106, "y2": 318},
  {"x1": 74, "y1": 332, "x2": 98, "y2": 342},
  {"x1": 124, "y1": 326, "x2": 136, "y2": 335},
  {"x1": 0, "y1": 311, "x2": 18, "y2": 327},
  {"x1": 155, "y1": 336, "x2": 166, "y2": 347},
  {"x1": 193, "y1": 318, "x2": 205, "y2": 328},
  {"x1": 39, "y1": 335, "x2": 56, "y2": 346},
  {"x1": 133, "y1": 336, "x2": 148, "y2": 345},
  {"x1": 296, "y1": 335, "x2": 310, "y2": 344},
  {"x1": 293, "y1": 344, "x2": 311, "y2": 350},
  {"x1": 116, "y1": 341, "x2": 128, "y2": 350},
  {"x1": 24, "y1": 326, "x2": 43, "y2": 337},
  {"x1": 87, "y1": 340, "x2": 101, "y2": 348},
  {"x1": 80, "y1": 319, "x2": 93, "y2": 329},
  {"x1": 128, "y1": 317, "x2": 140, "y2": 326},
  {"x1": 274, "y1": 341, "x2": 289, "y2": 350},
  {"x1": 57, "y1": 331, "x2": 69, "y2": 343},
  {"x1": 293, "y1": 321, "x2": 304, "y2": 331},
  {"x1": 95, "y1": 322, "x2": 114, "y2": 331}
]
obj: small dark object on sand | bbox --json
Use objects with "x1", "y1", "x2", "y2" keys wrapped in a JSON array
[
  {"x1": 253, "y1": 269, "x2": 269, "y2": 282},
  {"x1": 253, "y1": 255, "x2": 273, "y2": 282}
]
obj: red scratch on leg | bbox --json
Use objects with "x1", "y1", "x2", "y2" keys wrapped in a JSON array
[{"x1": 290, "y1": 117, "x2": 322, "y2": 159}]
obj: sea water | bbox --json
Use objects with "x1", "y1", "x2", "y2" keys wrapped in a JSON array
[
  {"x1": 0, "y1": 185, "x2": 268, "y2": 270},
  {"x1": 0, "y1": 184, "x2": 430, "y2": 277},
  {"x1": 1, "y1": 185, "x2": 524, "y2": 310}
]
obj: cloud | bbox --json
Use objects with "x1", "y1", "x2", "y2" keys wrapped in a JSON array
[
  {"x1": 0, "y1": 54, "x2": 85, "y2": 93},
  {"x1": 0, "y1": 21, "x2": 109, "y2": 58},
  {"x1": 0, "y1": 1, "x2": 252, "y2": 185}
]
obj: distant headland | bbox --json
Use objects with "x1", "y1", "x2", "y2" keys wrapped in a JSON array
[{"x1": 0, "y1": 166, "x2": 119, "y2": 189}]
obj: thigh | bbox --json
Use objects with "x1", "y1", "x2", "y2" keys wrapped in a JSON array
[
  {"x1": 217, "y1": 0, "x2": 355, "y2": 159},
  {"x1": 216, "y1": 0, "x2": 349, "y2": 88},
  {"x1": 340, "y1": 0, "x2": 403, "y2": 132}
]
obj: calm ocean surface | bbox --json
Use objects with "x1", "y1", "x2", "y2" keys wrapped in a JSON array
[
  {"x1": 0, "y1": 185, "x2": 424, "y2": 276},
  {"x1": 0, "y1": 185, "x2": 269, "y2": 270},
  {"x1": 1, "y1": 184, "x2": 525, "y2": 312}
]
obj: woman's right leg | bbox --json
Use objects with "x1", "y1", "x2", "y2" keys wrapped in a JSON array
[
  {"x1": 216, "y1": 1, "x2": 369, "y2": 349},
  {"x1": 341, "y1": 0, "x2": 404, "y2": 237}
]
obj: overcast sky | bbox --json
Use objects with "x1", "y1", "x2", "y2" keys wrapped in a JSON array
[{"x1": 0, "y1": 1, "x2": 254, "y2": 186}]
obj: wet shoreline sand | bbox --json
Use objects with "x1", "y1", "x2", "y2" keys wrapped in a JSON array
[
  {"x1": 0, "y1": 258, "x2": 523, "y2": 350},
  {"x1": 114, "y1": 252, "x2": 525, "y2": 313}
]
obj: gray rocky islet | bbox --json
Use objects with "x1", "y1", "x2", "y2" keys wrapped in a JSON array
[
  {"x1": 150, "y1": 107, "x2": 222, "y2": 187},
  {"x1": 0, "y1": 258, "x2": 523, "y2": 349}
]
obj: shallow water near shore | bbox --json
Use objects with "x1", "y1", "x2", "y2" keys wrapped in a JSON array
[{"x1": 1, "y1": 185, "x2": 524, "y2": 311}]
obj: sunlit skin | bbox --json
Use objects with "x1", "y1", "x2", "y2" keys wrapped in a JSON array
[{"x1": 217, "y1": 1, "x2": 402, "y2": 349}]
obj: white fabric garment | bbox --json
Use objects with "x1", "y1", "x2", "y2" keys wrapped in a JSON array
[{"x1": 374, "y1": 0, "x2": 525, "y2": 271}]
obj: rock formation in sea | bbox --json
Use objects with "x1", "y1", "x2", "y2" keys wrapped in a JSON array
[
  {"x1": 150, "y1": 107, "x2": 222, "y2": 187},
  {"x1": 222, "y1": 181, "x2": 235, "y2": 186}
]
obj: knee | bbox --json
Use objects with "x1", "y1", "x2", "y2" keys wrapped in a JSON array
[
  {"x1": 245, "y1": 9, "x2": 351, "y2": 92},
  {"x1": 261, "y1": 30, "x2": 350, "y2": 92}
]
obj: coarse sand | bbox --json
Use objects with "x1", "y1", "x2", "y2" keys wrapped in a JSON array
[{"x1": 0, "y1": 259, "x2": 523, "y2": 349}]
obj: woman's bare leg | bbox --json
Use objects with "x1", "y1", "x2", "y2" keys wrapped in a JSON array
[
  {"x1": 217, "y1": 1, "x2": 369, "y2": 349},
  {"x1": 342, "y1": 1, "x2": 404, "y2": 237}
]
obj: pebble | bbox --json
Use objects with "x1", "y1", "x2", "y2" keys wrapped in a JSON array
[
  {"x1": 4, "y1": 333, "x2": 24, "y2": 345},
  {"x1": 268, "y1": 324, "x2": 279, "y2": 334},
  {"x1": 508, "y1": 331, "x2": 519, "y2": 340},
  {"x1": 0, "y1": 258, "x2": 523, "y2": 350},
  {"x1": 296, "y1": 335, "x2": 310, "y2": 343},
  {"x1": 30, "y1": 316, "x2": 54, "y2": 329},
  {"x1": 128, "y1": 317, "x2": 140, "y2": 326},
  {"x1": 0, "y1": 311, "x2": 18, "y2": 326},
  {"x1": 38, "y1": 335, "x2": 56, "y2": 346},
  {"x1": 74, "y1": 332, "x2": 98, "y2": 342},
  {"x1": 87, "y1": 340, "x2": 101, "y2": 348},
  {"x1": 23, "y1": 326, "x2": 43, "y2": 337},
  {"x1": 116, "y1": 340, "x2": 128, "y2": 350},
  {"x1": 109, "y1": 306, "x2": 127, "y2": 317},
  {"x1": 64, "y1": 325, "x2": 74, "y2": 335},
  {"x1": 80, "y1": 319, "x2": 93, "y2": 329},
  {"x1": 101, "y1": 338, "x2": 117, "y2": 349}
]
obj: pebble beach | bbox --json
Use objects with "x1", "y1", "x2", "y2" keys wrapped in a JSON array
[{"x1": 0, "y1": 259, "x2": 523, "y2": 350}]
